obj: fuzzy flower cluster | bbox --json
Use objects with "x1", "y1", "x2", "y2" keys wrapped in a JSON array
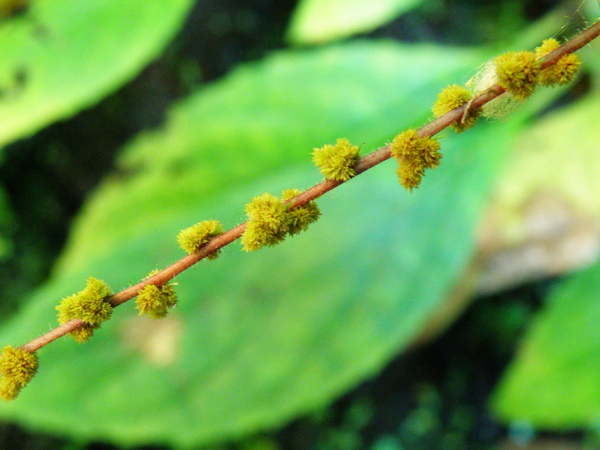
[
  {"x1": 241, "y1": 190, "x2": 320, "y2": 251},
  {"x1": 177, "y1": 219, "x2": 224, "y2": 258},
  {"x1": 55, "y1": 277, "x2": 113, "y2": 343},
  {"x1": 0, "y1": 28, "x2": 590, "y2": 403},
  {"x1": 281, "y1": 189, "x2": 321, "y2": 236},
  {"x1": 136, "y1": 271, "x2": 178, "y2": 319},
  {"x1": 0, "y1": 346, "x2": 38, "y2": 401},
  {"x1": 535, "y1": 38, "x2": 581, "y2": 87},
  {"x1": 432, "y1": 84, "x2": 480, "y2": 132},
  {"x1": 494, "y1": 50, "x2": 541, "y2": 101},
  {"x1": 390, "y1": 129, "x2": 442, "y2": 191},
  {"x1": 312, "y1": 138, "x2": 361, "y2": 181},
  {"x1": 459, "y1": 38, "x2": 581, "y2": 120}
]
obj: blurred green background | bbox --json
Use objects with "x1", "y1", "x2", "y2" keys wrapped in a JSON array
[{"x1": 0, "y1": 0, "x2": 599, "y2": 448}]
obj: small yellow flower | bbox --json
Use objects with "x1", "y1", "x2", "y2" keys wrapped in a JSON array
[
  {"x1": 535, "y1": 38, "x2": 560, "y2": 57},
  {"x1": 136, "y1": 283, "x2": 178, "y2": 319},
  {"x1": 390, "y1": 129, "x2": 442, "y2": 191},
  {"x1": 0, "y1": 377, "x2": 21, "y2": 401},
  {"x1": 535, "y1": 38, "x2": 580, "y2": 87},
  {"x1": 432, "y1": 84, "x2": 480, "y2": 132},
  {"x1": 135, "y1": 271, "x2": 178, "y2": 319},
  {"x1": 0, "y1": 346, "x2": 38, "y2": 401},
  {"x1": 281, "y1": 189, "x2": 321, "y2": 236},
  {"x1": 0, "y1": 346, "x2": 38, "y2": 386},
  {"x1": 177, "y1": 219, "x2": 223, "y2": 258},
  {"x1": 312, "y1": 138, "x2": 361, "y2": 181},
  {"x1": 418, "y1": 139, "x2": 442, "y2": 170},
  {"x1": 494, "y1": 51, "x2": 540, "y2": 101},
  {"x1": 68, "y1": 325, "x2": 94, "y2": 344},
  {"x1": 390, "y1": 129, "x2": 441, "y2": 169},
  {"x1": 241, "y1": 193, "x2": 289, "y2": 251},
  {"x1": 390, "y1": 129, "x2": 420, "y2": 160},
  {"x1": 396, "y1": 159, "x2": 425, "y2": 192},
  {"x1": 55, "y1": 277, "x2": 113, "y2": 343}
]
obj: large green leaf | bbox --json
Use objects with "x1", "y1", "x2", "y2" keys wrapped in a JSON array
[
  {"x1": 0, "y1": 0, "x2": 194, "y2": 148},
  {"x1": 0, "y1": 42, "x2": 521, "y2": 447},
  {"x1": 287, "y1": 0, "x2": 424, "y2": 45}
]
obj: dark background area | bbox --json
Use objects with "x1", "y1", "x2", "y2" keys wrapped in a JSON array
[{"x1": 0, "y1": 0, "x2": 591, "y2": 448}]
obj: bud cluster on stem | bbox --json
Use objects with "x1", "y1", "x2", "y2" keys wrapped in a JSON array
[{"x1": 4, "y1": 18, "x2": 599, "y2": 400}]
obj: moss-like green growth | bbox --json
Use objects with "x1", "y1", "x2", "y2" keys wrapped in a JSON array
[
  {"x1": 390, "y1": 129, "x2": 441, "y2": 191},
  {"x1": 281, "y1": 189, "x2": 321, "y2": 236},
  {"x1": 312, "y1": 138, "x2": 361, "y2": 181},
  {"x1": 432, "y1": 84, "x2": 480, "y2": 132},
  {"x1": 242, "y1": 193, "x2": 289, "y2": 251},
  {"x1": 494, "y1": 51, "x2": 540, "y2": 101},
  {"x1": 0, "y1": 346, "x2": 38, "y2": 401},
  {"x1": 177, "y1": 219, "x2": 223, "y2": 259},
  {"x1": 535, "y1": 38, "x2": 581, "y2": 87},
  {"x1": 136, "y1": 271, "x2": 178, "y2": 319},
  {"x1": 56, "y1": 277, "x2": 113, "y2": 343}
]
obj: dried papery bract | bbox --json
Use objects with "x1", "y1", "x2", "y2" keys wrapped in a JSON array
[
  {"x1": 0, "y1": 346, "x2": 38, "y2": 401},
  {"x1": 55, "y1": 277, "x2": 113, "y2": 343},
  {"x1": 467, "y1": 59, "x2": 521, "y2": 119},
  {"x1": 312, "y1": 138, "x2": 361, "y2": 181}
]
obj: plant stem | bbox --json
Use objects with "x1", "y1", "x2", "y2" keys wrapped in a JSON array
[{"x1": 20, "y1": 18, "x2": 600, "y2": 354}]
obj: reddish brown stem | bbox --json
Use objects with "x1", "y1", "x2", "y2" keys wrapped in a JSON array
[{"x1": 19, "y1": 18, "x2": 600, "y2": 354}]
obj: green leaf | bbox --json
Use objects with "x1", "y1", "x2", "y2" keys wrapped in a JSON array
[
  {"x1": 0, "y1": 42, "x2": 521, "y2": 447},
  {"x1": 0, "y1": 0, "x2": 194, "y2": 148},
  {"x1": 492, "y1": 258, "x2": 600, "y2": 429},
  {"x1": 490, "y1": 90, "x2": 600, "y2": 429},
  {"x1": 287, "y1": 0, "x2": 424, "y2": 45}
]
